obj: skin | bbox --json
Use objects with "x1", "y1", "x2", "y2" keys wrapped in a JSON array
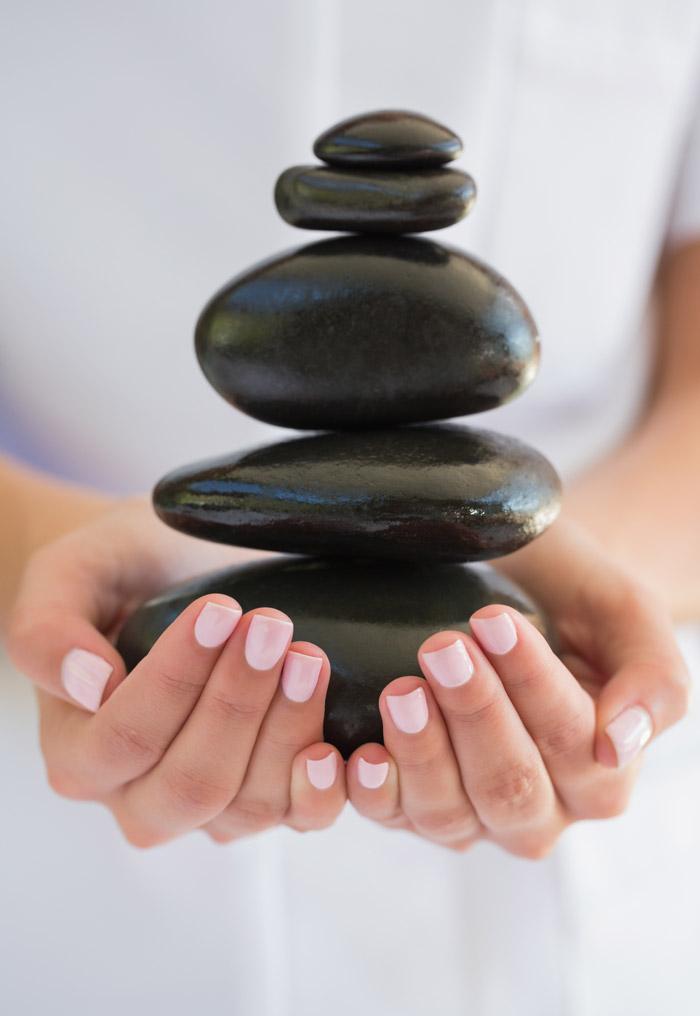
[{"x1": 1, "y1": 238, "x2": 699, "y2": 852}]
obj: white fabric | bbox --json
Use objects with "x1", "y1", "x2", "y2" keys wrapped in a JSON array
[
  {"x1": 2, "y1": 2, "x2": 700, "y2": 1014},
  {"x1": 669, "y1": 73, "x2": 700, "y2": 245}
]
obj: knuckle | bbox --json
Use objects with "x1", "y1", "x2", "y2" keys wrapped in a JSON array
[
  {"x1": 205, "y1": 690, "x2": 268, "y2": 727},
  {"x1": 445, "y1": 692, "x2": 502, "y2": 728},
  {"x1": 258, "y1": 728, "x2": 306, "y2": 758},
  {"x1": 98, "y1": 718, "x2": 163, "y2": 770},
  {"x1": 500, "y1": 663, "x2": 540, "y2": 694},
  {"x1": 227, "y1": 797, "x2": 286, "y2": 832},
  {"x1": 481, "y1": 760, "x2": 543, "y2": 823},
  {"x1": 537, "y1": 709, "x2": 591, "y2": 759},
  {"x1": 378, "y1": 812, "x2": 409, "y2": 831},
  {"x1": 162, "y1": 765, "x2": 231, "y2": 816},
  {"x1": 415, "y1": 808, "x2": 477, "y2": 843},
  {"x1": 392, "y1": 738, "x2": 444, "y2": 775},
  {"x1": 153, "y1": 667, "x2": 205, "y2": 703}
]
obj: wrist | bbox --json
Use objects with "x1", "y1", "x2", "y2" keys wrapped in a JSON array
[{"x1": 0, "y1": 456, "x2": 120, "y2": 622}]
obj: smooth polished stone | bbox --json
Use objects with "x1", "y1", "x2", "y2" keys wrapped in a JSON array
[
  {"x1": 195, "y1": 235, "x2": 539, "y2": 429},
  {"x1": 115, "y1": 557, "x2": 548, "y2": 757},
  {"x1": 314, "y1": 110, "x2": 462, "y2": 168},
  {"x1": 153, "y1": 425, "x2": 561, "y2": 562},
  {"x1": 274, "y1": 165, "x2": 476, "y2": 233}
]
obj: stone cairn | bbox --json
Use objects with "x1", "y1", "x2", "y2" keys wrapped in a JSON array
[{"x1": 118, "y1": 111, "x2": 561, "y2": 758}]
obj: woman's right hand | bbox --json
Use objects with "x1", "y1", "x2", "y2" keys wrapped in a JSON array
[{"x1": 6, "y1": 499, "x2": 346, "y2": 846}]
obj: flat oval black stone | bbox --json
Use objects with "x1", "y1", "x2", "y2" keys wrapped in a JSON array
[
  {"x1": 115, "y1": 557, "x2": 548, "y2": 757},
  {"x1": 274, "y1": 166, "x2": 475, "y2": 234},
  {"x1": 195, "y1": 235, "x2": 539, "y2": 430},
  {"x1": 314, "y1": 110, "x2": 462, "y2": 168},
  {"x1": 153, "y1": 425, "x2": 561, "y2": 562}
]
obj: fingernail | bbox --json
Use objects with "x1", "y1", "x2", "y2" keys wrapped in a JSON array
[
  {"x1": 358, "y1": 757, "x2": 389, "y2": 789},
  {"x1": 470, "y1": 612, "x2": 517, "y2": 655},
  {"x1": 245, "y1": 614, "x2": 293, "y2": 670},
  {"x1": 386, "y1": 686, "x2": 429, "y2": 734},
  {"x1": 422, "y1": 639, "x2": 474, "y2": 688},
  {"x1": 281, "y1": 651, "x2": 322, "y2": 703},
  {"x1": 194, "y1": 601, "x2": 242, "y2": 648},
  {"x1": 605, "y1": 705, "x2": 653, "y2": 768},
  {"x1": 60, "y1": 648, "x2": 113, "y2": 712},
  {"x1": 306, "y1": 753, "x2": 337, "y2": 790}
]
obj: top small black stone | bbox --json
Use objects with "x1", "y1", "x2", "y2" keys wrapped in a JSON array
[{"x1": 314, "y1": 110, "x2": 462, "y2": 168}]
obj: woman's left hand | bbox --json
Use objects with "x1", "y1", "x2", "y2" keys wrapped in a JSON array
[{"x1": 346, "y1": 519, "x2": 691, "y2": 856}]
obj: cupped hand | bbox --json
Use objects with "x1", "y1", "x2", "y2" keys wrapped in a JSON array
[
  {"x1": 6, "y1": 499, "x2": 345, "y2": 846},
  {"x1": 346, "y1": 519, "x2": 691, "y2": 856}
]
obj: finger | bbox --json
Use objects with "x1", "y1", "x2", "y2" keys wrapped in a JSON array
[
  {"x1": 587, "y1": 587, "x2": 691, "y2": 768},
  {"x1": 468, "y1": 607, "x2": 598, "y2": 790},
  {"x1": 217, "y1": 642, "x2": 330, "y2": 838},
  {"x1": 418, "y1": 630, "x2": 561, "y2": 838},
  {"x1": 7, "y1": 537, "x2": 130, "y2": 707},
  {"x1": 379, "y1": 676, "x2": 481, "y2": 848},
  {"x1": 285, "y1": 743, "x2": 346, "y2": 833},
  {"x1": 346, "y1": 743, "x2": 403, "y2": 828},
  {"x1": 114, "y1": 608, "x2": 293, "y2": 844},
  {"x1": 40, "y1": 594, "x2": 243, "y2": 798}
]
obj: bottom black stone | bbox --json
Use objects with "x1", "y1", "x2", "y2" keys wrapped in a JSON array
[{"x1": 116, "y1": 557, "x2": 548, "y2": 758}]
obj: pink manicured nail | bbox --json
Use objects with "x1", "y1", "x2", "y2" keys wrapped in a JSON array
[
  {"x1": 386, "y1": 686, "x2": 429, "y2": 734},
  {"x1": 281, "y1": 651, "x2": 322, "y2": 702},
  {"x1": 606, "y1": 705, "x2": 653, "y2": 768},
  {"x1": 306, "y1": 753, "x2": 337, "y2": 790},
  {"x1": 194, "y1": 601, "x2": 242, "y2": 648},
  {"x1": 244, "y1": 614, "x2": 293, "y2": 670},
  {"x1": 471, "y1": 613, "x2": 518, "y2": 655},
  {"x1": 358, "y1": 757, "x2": 389, "y2": 789},
  {"x1": 60, "y1": 648, "x2": 113, "y2": 712},
  {"x1": 422, "y1": 639, "x2": 474, "y2": 688}
]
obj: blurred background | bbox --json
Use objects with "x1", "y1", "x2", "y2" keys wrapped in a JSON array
[{"x1": 4, "y1": 0, "x2": 698, "y2": 493}]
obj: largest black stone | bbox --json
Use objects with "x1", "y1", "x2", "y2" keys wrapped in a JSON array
[
  {"x1": 195, "y1": 235, "x2": 539, "y2": 430},
  {"x1": 154, "y1": 425, "x2": 561, "y2": 562},
  {"x1": 116, "y1": 557, "x2": 546, "y2": 757}
]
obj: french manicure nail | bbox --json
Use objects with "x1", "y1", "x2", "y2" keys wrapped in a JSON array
[
  {"x1": 423, "y1": 639, "x2": 474, "y2": 688},
  {"x1": 306, "y1": 753, "x2": 337, "y2": 790},
  {"x1": 470, "y1": 613, "x2": 517, "y2": 655},
  {"x1": 194, "y1": 601, "x2": 242, "y2": 648},
  {"x1": 386, "y1": 686, "x2": 429, "y2": 734},
  {"x1": 358, "y1": 757, "x2": 389, "y2": 789},
  {"x1": 605, "y1": 705, "x2": 653, "y2": 768},
  {"x1": 60, "y1": 648, "x2": 113, "y2": 712},
  {"x1": 281, "y1": 651, "x2": 322, "y2": 703},
  {"x1": 245, "y1": 614, "x2": 294, "y2": 670}
]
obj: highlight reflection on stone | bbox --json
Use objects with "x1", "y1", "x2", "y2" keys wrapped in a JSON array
[
  {"x1": 313, "y1": 109, "x2": 463, "y2": 168},
  {"x1": 116, "y1": 557, "x2": 546, "y2": 758},
  {"x1": 274, "y1": 165, "x2": 476, "y2": 233},
  {"x1": 195, "y1": 235, "x2": 539, "y2": 430},
  {"x1": 153, "y1": 426, "x2": 561, "y2": 562}
]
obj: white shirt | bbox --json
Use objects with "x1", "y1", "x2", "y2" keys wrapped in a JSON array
[{"x1": 2, "y1": 2, "x2": 700, "y2": 1014}]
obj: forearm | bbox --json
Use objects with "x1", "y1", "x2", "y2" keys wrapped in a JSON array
[
  {"x1": 0, "y1": 455, "x2": 113, "y2": 624},
  {"x1": 563, "y1": 392, "x2": 700, "y2": 620}
]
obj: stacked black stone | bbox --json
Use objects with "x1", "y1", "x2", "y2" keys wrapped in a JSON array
[{"x1": 117, "y1": 110, "x2": 561, "y2": 758}]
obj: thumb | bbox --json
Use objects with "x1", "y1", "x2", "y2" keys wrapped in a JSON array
[
  {"x1": 593, "y1": 586, "x2": 691, "y2": 768},
  {"x1": 6, "y1": 530, "x2": 129, "y2": 710}
]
